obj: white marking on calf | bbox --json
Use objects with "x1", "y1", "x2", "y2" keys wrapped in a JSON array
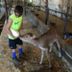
[{"x1": 49, "y1": 38, "x2": 62, "y2": 57}]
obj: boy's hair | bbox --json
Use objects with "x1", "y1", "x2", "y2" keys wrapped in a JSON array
[{"x1": 14, "y1": 5, "x2": 23, "y2": 15}]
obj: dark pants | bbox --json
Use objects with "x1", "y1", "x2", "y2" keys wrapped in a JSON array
[{"x1": 9, "y1": 38, "x2": 23, "y2": 49}]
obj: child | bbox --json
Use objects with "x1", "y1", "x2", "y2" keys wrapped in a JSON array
[{"x1": 6, "y1": 5, "x2": 24, "y2": 63}]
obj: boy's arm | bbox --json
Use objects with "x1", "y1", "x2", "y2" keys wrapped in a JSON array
[{"x1": 6, "y1": 19, "x2": 15, "y2": 37}]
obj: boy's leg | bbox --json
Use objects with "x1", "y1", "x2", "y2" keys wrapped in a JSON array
[
  {"x1": 9, "y1": 39, "x2": 20, "y2": 64},
  {"x1": 9, "y1": 39, "x2": 19, "y2": 58},
  {"x1": 9, "y1": 39, "x2": 17, "y2": 59},
  {"x1": 12, "y1": 49, "x2": 17, "y2": 59},
  {"x1": 18, "y1": 45, "x2": 24, "y2": 58},
  {"x1": 11, "y1": 49, "x2": 20, "y2": 65},
  {"x1": 15, "y1": 38, "x2": 24, "y2": 58}
]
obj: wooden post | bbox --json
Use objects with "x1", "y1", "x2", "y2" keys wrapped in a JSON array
[
  {"x1": 64, "y1": 0, "x2": 70, "y2": 33},
  {"x1": 4, "y1": 0, "x2": 8, "y2": 20},
  {"x1": 39, "y1": 0, "x2": 41, "y2": 9},
  {"x1": 45, "y1": 0, "x2": 49, "y2": 25},
  {"x1": 24, "y1": 0, "x2": 27, "y2": 16}
]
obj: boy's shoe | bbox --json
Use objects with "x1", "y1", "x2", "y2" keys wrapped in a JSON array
[
  {"x1": 12, "y1": 57, "x2": 20, "y2": 65},
  {"x1": 19, "y1": 52, "x2": 25, "y2": 59}
]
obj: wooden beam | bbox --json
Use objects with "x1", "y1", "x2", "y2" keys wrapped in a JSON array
[
  {"x1": 4, "y1": 0, "x2": 8, "y2": 20},
  {"x1": 45, "y1": 0, "x2": 49, "y2": 25}
]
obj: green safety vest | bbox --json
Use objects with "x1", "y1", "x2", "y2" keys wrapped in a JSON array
[{"x1": 8, "y1": 14, "x2": 23, "y2": 39}]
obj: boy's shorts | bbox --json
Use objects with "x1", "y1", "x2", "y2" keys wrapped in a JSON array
[{"x1": 9, "y1": 38, "x2": 23, "y2": 49}]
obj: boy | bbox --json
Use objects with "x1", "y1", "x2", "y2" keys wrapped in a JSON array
[{"x1": 6, "y1": 5, "x2": 24, "y2": 63}]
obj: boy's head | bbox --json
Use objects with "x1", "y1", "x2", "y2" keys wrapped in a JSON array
[{"x1": 14, "y1": 5, "x2": 23, "y2": 17}]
